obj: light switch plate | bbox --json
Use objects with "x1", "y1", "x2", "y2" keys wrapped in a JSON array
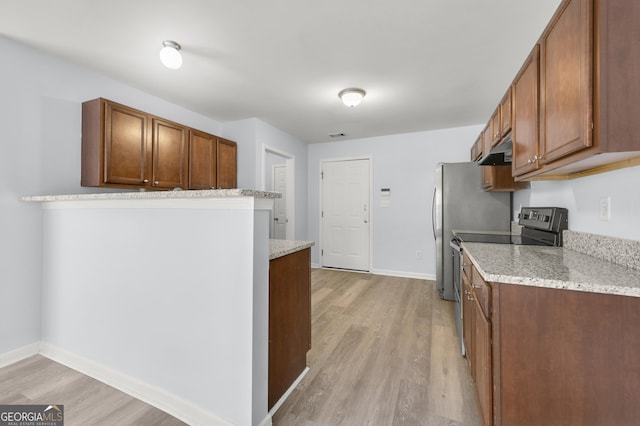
[{"x1": 599, "y1": 197, "x2": 610, "y2": 221}]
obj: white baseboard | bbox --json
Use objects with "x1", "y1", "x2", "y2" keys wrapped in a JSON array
[
  {"x1": 268, "y1": 366, "x2": 309, "y2": 418},
  {"x1": 39, "y1": 342, "x2": 234, "y2": 426},
  {"x1": 313, "y1": 264, "x2": 434, "y2": 281},
  {"x1": 0, "y1": 342, "x2": 40, "y2": 368},
  {"x1": 371, "y1": 269, "x2": 434, "y2": 280}
]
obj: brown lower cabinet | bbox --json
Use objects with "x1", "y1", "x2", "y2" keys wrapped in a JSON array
[
  {"x1": 466, "y1": 266, "x2": 640, "y2": 425},
  {"x1": 268, "y1": 248, "x2": 311, "y2": 409}
]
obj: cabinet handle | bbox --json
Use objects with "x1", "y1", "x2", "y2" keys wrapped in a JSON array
[
  {"x1": 473, "y1": 284, "x2": 482, "y2": 289},
  {"x1": 467, "y1": 295, "x2": 474, "y2": 301},
  {"x1": 143, "y1": 179, "x2": 149, "y2": 183},
  {"x1": 154, "y1": 181, "x2": 159, "y2": 185}
]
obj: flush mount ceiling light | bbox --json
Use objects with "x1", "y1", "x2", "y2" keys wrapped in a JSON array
[
  {"x1": 338, "y1": 88, "x2": 366, "y2": 107},
  {"x1": 159, "y1": 40, "x2": 182, "y2": 70}
]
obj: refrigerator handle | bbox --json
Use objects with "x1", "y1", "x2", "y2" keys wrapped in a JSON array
[{"x1": 431, "y1": 186, "x2": 437, "y2": 239}]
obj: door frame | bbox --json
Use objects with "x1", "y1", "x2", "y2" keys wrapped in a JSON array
[
  {"x1": 262, "y1": 144, "x2": 295, "y2": 240},
  {"x1": 319, "y1": 156, "x2": 373, "y2": 272},
  {"x1": 271, "y1": 163, "x2": 287, "y2": 239}
]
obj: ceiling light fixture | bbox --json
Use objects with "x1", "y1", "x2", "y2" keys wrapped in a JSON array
[
  {"x1": 338, "y1": 88, "x2": 366, "y2": 107},
  {"x1": 159, "y1": 40, "x2": 182, "y2": 70}
]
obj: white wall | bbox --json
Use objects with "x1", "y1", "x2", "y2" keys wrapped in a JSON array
[
  {"x1": 513, "y1": 165, "x2": 640, "y2": 241},
  {"x1": 307, "y1": 125, "x2": 483, "y2": 278}
]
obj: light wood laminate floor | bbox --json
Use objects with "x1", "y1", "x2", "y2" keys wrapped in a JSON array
[
  {"x1": 0, "y1": 355, "x2": 186, "y2": 425},
  {"x1": 0, "y1": 269, "x2": 480, "y2": 425},
  {"x1": 273, "y1": 269, "x2": 482, "y2": 425}
]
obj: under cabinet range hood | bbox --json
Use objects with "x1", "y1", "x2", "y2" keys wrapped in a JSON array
[{"x1": 479, "y1": 135, "x2": 513, "y2": 166}]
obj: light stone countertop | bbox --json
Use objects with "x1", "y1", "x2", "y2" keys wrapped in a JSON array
[
  {"x1": 269, "y1": 240, "x2": 314, "y2": 260},
  {"x1": 462, "y1": 242, "x2": 640, "y2": 298},
  {"x1": 21, "y1": 189, "x2": 281, "y2": 202}
]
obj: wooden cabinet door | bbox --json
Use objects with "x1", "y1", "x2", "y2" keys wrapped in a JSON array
[
  {"x1": 473, "y1": 297, "x2": 493, "y2": 426},
  {"x1": 490, "y1": 108, "x2": 501, "y2": 147},
  {"x1": 512, "y1": 46, "x2": 541, "y2": 177},
  {"x1": 539, "y1": 0, "x2": 592, "y2": 164},
  {"x1": 481, "y1": 166, "x2": 495, "y2": 190},
  {"x1": 217, "y1": 138, "x2": 237, "y2": 189},
  {"x1": 500, "y1": 88, "x2": 512, "y2": 137},
  {"x1": 471, "y1": 134, "x2": 483, "y2": 162},
  {"x1": 482, "y1": 125, "x2": 492, "y2": 158},
  {"x1": 188, "y1": 129, "x2": 217, "y2": 190},
  {"x1": 268, "y1": 248, "x2": 311, "y2": 409},
  {"x1": 152, "y1": 118, "x2": 187, "y2": 189},
  {"x1": 463, "y1": 274, "x2": 474, "y2": 370},
  {"x1": 104, "y1": 101, "x2": 148, "y2": 186}
]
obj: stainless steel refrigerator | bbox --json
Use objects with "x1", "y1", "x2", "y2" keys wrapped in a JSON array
[{"x1": 432, "y1": 162, "x2": 511, "y2": 300}]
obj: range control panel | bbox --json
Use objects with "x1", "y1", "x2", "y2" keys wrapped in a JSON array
[{"x1": 518, "y1": 207, "x2": 568, "y2": 233}]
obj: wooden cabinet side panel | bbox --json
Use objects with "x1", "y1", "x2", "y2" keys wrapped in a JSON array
[
  {"x1": 217, "y1": 138, "x2": 237, "y2": 189},
  {"x1": 81, "y1": 99, "x2": 103, "y2": 187},
  {"x1": 496, "y1": 284, "x2": 640, "y2": 425},
  {"x1": 539, "y1": 0, "x2": 593, "y2": 163},
  {"x1": 512, "y1": 46, "x2": 541, "y2": 177},
  {"x1": 188, "y1": 130, "x2": 217, "y2": 190},
  {"x1": 596, "y1": 0, "x2": 640, "y2": 152},
  {"x1": 152, "y1": 119, "x2": 187, "y2": 189},
  {"x1": 268, "y1": 248, "x2": 311, "y2": 409}
]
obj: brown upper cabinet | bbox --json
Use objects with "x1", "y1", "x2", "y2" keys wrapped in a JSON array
[
  {"x1": 475, "y1": 124, "x2": 529, "y2": 192},
  {"x1": 498, "y1": 88, "x2": 512, "y2": 139},
  {"x1": 217, "y1": 137, "x2": 238, "y2": 189},
  {"x1": 82, "y1": 98, "x2": 237, "y2": 190},
  {"x1": 152, "y1": 118, "x2": 188, "y2": 189},
  {"x1": 471, "y1": 134, "x2": 484, "y2": 162},
  {"x1": 188, "y1": 131, "x2": 238, "y2": 190},
  {"x1": 490, "y1": 108, "x2": 501, "y2": 148},
  {"x1": 512, "y1": 46, "x2": 541, "y2": 177},
  {"x1": 512, "y1": 0, "x2": 640, "y2": 179},
  {"x1": 188, "y1": 129, "x2": 218, "y2": 190}
]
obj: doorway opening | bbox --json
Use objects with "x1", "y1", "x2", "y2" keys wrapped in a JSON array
[{"x1": 263, "y1": 145, "x2": 295, "y2": 240}]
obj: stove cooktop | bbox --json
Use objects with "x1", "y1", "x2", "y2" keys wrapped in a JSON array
[
  {"x1": 452, "y1": 232, "x2": 550, "y2": 246},
  {"x1": 452, "y1": 207, "x2": 568, "y2": 247}
]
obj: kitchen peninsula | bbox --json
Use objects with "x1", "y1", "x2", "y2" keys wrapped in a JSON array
[{"x1": 22, "y1": 189, "x2": 312, "y2": 426}]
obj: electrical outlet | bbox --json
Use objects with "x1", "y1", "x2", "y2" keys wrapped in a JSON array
[
  {"x1": 416, "y1": 250, "x2": 423, "y2": 260},
  {"x1": 599, "y1": 197, "x2": 611, "y2": 221}
]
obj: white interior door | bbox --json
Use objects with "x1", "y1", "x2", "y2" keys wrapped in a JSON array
[
  {"x1": 321, "y1": 159, "x2": 370, "y2": 271},
  {"x1": 272, "y1": 164, "x2": 287, "y2": 239}
]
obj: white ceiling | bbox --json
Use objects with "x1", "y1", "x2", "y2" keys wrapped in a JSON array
[{"x1": 0, "y1": 0, "x2": 562, "y2": 144}]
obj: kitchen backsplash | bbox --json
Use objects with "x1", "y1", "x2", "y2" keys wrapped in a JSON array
[{"x1": 563, "y1": 230, "x2": 640, "y2": 271}]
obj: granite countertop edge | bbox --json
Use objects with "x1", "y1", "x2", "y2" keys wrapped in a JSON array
[
  {"x1": 269, "y1": 240, "x2": 315, "y2": 260},
  {"x1": 462, "y1": 242, "x2": 640, "y2": 298},
  {"x1": 21, "y1": 189, "x2": 281, "y2": 202}
]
